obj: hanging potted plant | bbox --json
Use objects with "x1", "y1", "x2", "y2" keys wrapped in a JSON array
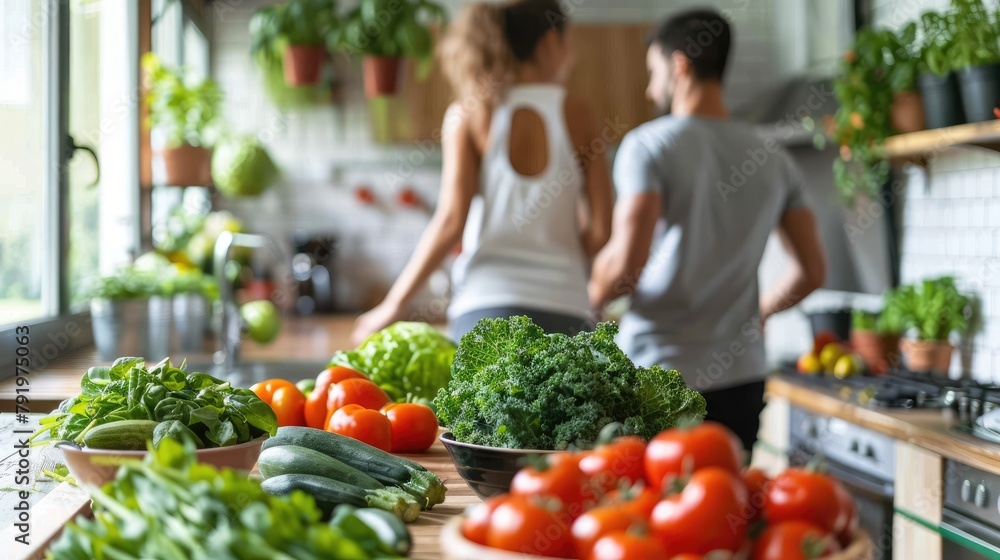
[
  {"x1": 829, "y1": 25, "x2": 921, "y2": 202},
  {"x1": 143, "y1": 53, "x2": 222, "y2": 187},
  {"x1": 917, "y1": 9, "x2": 966, "y2": 129},
  {"x1": 948, "y1": 0, "x2": 1000, "y2": 123},
  {"x1": 249, "y1": 0, "x2": 338, "y2": 89},
  {"x1": 895, "y1": 276, "x2": 972, "y2": 374},
  {"x1": 332, "y1": 0, "x2": 447, "y2": 98}
]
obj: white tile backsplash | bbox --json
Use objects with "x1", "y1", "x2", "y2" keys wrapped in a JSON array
[{"x1": 895, "y1": 147, "x2": 1000, "y2": 382}]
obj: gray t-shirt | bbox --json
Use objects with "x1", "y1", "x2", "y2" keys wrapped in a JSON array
[{"x1": 613, "y1": 115, "x2": 805, "y2": 393}]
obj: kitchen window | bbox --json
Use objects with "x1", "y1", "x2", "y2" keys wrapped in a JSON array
[{"x1": 0, "y1": 0, "x2": 141, "y2": 373}]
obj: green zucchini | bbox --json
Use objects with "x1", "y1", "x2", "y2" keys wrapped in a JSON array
[
  {"x1": 353, "y1": 507, "x2": 412, "y2": 555},
  {"x1": 263, "y1": 427, "x2": 446, "y2": 508},
  {"x1": 260, "y1": 473, "x2": 421, "y2": 522},
  {"x1": 330, "y1": 504, "x2": 412, "y2": 556},
  {"x1": 258, "y1": 445, "x2": 383, "y2": 490},
  {"x1": 82, "y1": 420, "x2": 160, "y2": 450}
]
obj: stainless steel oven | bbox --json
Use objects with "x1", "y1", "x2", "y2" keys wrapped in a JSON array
[
  {"x1": 942, "y1": 460, "x2": 1000, "y2": 559},
  {"x1": 788, "y1": 407, "x2": 895, "y2": 559}
]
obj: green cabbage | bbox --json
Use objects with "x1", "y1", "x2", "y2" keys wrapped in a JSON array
[
  {"x1": 330, "y1": 322, "x2": 456, "y2": 403},
  {"x1": 211, "y1": 135, "x2": 279, "y2": 198}
]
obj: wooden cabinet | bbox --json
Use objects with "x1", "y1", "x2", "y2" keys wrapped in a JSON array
[{"x1": 380, "y1": 24, "x2": 655, "y2": 143}]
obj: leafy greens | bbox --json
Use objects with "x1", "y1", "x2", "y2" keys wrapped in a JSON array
[
  {"x1": 330, "y1": 322, "x2": 456, "y2": 403},
  {"x1": 433, "y1": 317, "x2": 707, "y2": 450},
  {"x1": 46, "y1": 438, "x2": 406, "y2": 560},
  {"x1": 32, "y1": 357, "x2": 277, "y2": 449}
]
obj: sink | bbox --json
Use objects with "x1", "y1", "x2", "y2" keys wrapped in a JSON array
[{"x1": 183, "y1": 360, "x2": 331, "y2": 389}]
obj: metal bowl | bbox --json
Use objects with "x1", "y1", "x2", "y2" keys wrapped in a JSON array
[{"x1": 439, "y1": 432, "x2": 557, "y2": 500}]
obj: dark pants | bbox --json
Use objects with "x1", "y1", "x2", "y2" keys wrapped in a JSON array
[
  {"x1": 450, "y1": 307, "x2": 594, "y2": 340},
  {"x1": 701, "y1": 380, "x2": 766, "y2": 454}
]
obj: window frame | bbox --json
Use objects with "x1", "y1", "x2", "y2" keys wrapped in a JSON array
[{"x1": 0, "y1": 0, "x2": 142, "y2": 377}]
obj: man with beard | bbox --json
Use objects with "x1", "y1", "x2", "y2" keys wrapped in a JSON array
[{"x1": 589, "y1": 9, "x2": 827, "y2": 452}]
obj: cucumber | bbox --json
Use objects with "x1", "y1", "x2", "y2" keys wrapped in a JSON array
[
  {"x1": 260, "y1": 473, "x2": 421, "y2": 522},
  {"x1": 82, "y1": 420, "x2": 160, "y2": 450},
  {"x1": 263, "y1": 427, "x2": 446, "y2": 508}
]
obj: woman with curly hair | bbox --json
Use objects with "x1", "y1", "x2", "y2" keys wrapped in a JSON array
[{"x1": 353, "y1": 0, "x2": 612, "y2": 342}]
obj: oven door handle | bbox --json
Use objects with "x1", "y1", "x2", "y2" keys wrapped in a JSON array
[
  {"x1": 820, "y1": 459, "x2": 894, "y2": 499},
  {"x1": 940, "y1": 509, "x2": 1000, "y2": 556}
]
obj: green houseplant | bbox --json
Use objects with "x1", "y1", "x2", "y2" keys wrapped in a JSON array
[
  {"x1": 830, "y1": 24, "x2": 921, "y2": 201},
  {"x1": 331, "y1": 0, "x2": 447, "y2": 98},
  {"x1": 917, "y1": 8, "x2": 966, "y2": 128},
  {"x1": 143, "y1": 53, "x2": 222, "y2": 187},
  {"x1": 250, "y1": 0, "x2": 339, "y2": 87},
  {"x1": 948, "y1": 0, "x2": 1000, "y2": 122},
  {"x1": 894, "y1": 276, "x2": 972, "y2": 374},
  {"x1": 850, "y1": 289, "x2": 906, "y2": 374}
]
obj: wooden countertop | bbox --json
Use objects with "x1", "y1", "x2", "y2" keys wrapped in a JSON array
[
  {"x1": 0, "y1": 414, "x2": 477, "y2": 559},
  {"x1": 0, "y1": 315, "x2": 365, "y2": 412},
  {"x1": 767, "y1": 375, "x2": 1000, "y2": 473}
]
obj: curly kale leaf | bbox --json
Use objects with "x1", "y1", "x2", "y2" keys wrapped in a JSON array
[{"x1": 434, "y1": 316, "x2": 705, "y2": 450}]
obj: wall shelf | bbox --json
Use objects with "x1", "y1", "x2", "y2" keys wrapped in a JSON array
[{"x1": 884, "y1": 120, "x2": 1000, "y2": 160}]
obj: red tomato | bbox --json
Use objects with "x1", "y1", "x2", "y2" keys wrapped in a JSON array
[
  {"x1": 511, "y1": 453, "x2": 599, "y2": 520},
  {"x1": 579, "y1": 437, "x2": 646, "y2": 493},
  {"x1": 751, "y1": 521, "x2": 841, "y2": 560},
  {"x1": 325, "y1": 378, "x2": 391, "y2": 425},
  {"x1": 763, "y1": 469, "x2": 852, "y2": 534},
  {"x1": 571, "y1": 505, "x2": 643, "y2": 559},
  {"x1": 669, "y1": 555, "x2": 704, "y2": 560},
  {"x1": 645, "y1": 422, "x2": 743, "y2": 490},
  {"x1": 381, "y1": 402, "x2": 439, "y2": 453},
  {"x1": 249, "y1": 379, "x2": 297, "y2": 403},
  {"x1": 742, "y1": 467, "x2": 770, "y2": 523},
  {"x1": 326, "y1": 404, "x2": 393, "y2": 451},
  {"x1": 604, "y1": 485, "x2": 660, "y2": 519},
  {"x1": 589, "y1": 530, "x2": 667, "y2": 560},
  {"x1": 270, "y1": 385, "x2": 307, "y2": 427},
  {"x1": 305, "y1": 367, "x2": 367, "y2": 429},
  {"x1": 487, "y1": 495, "x2": 574, "y2": 558},
  {"x1": 650, "y1": 467, "x2": 749, "y2": 555},
  {"x1": 462, "y1": 493, "x2": 507, "y2": 545}
]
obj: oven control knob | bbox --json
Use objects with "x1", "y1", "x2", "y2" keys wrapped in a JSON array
[
  {"x1": 962, "y1": 480, "x2": 973, "y2": 503},
  {"x1": 975, "y1": 484, "x2": 989, "y2": 508},
  {"x1": 850, "y1": 440, "x2": 860, "y2": 453}
]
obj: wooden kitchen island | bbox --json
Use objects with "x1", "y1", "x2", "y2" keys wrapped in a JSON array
[{"x1": 0, "y1": 413, "x2": 479, "y2": 559}]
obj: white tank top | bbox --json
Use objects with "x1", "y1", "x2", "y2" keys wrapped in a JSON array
[{"x1": 449, "y1": 84, "x2": 591, "y2": 320}]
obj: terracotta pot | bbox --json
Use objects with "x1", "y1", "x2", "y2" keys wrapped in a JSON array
[
  {"x1": 363, "y1": 56, "x2": 402, "y2": 98},
  {"x1": 284, "y1": 45, "x2": 326, "y2": 86},
  {"x1": 851, "y1": 331, "x2": 903, "y2": 374},
  {"x1": 162, "y1": 144, "x2": 212, "y2": 187},
  {"x1": 892, "y1": 91, "x2": 926, "y2": 133},
  {"x1": 900, "y1": 338, "x2": 954, "y2": 374}
]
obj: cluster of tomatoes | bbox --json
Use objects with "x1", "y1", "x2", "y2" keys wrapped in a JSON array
[
  {"x1": 462, "y1": 422, "x2": 857, "y2": 560},
  {"x1": 249, "y1": 366, "x2": 439, "y2": 453}
]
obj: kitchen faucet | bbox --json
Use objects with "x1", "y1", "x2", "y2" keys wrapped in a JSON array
[{"x1": 212, "y1": 231, "x2": 285, "y2": 374}]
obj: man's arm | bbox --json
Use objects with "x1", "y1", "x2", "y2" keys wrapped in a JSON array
[
  {"x1": 759, "y1": 207, "x2": 827, "y2": 323},
  {"x1": 588, "y1": 191, "x2": 661, "y2": 308}
]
